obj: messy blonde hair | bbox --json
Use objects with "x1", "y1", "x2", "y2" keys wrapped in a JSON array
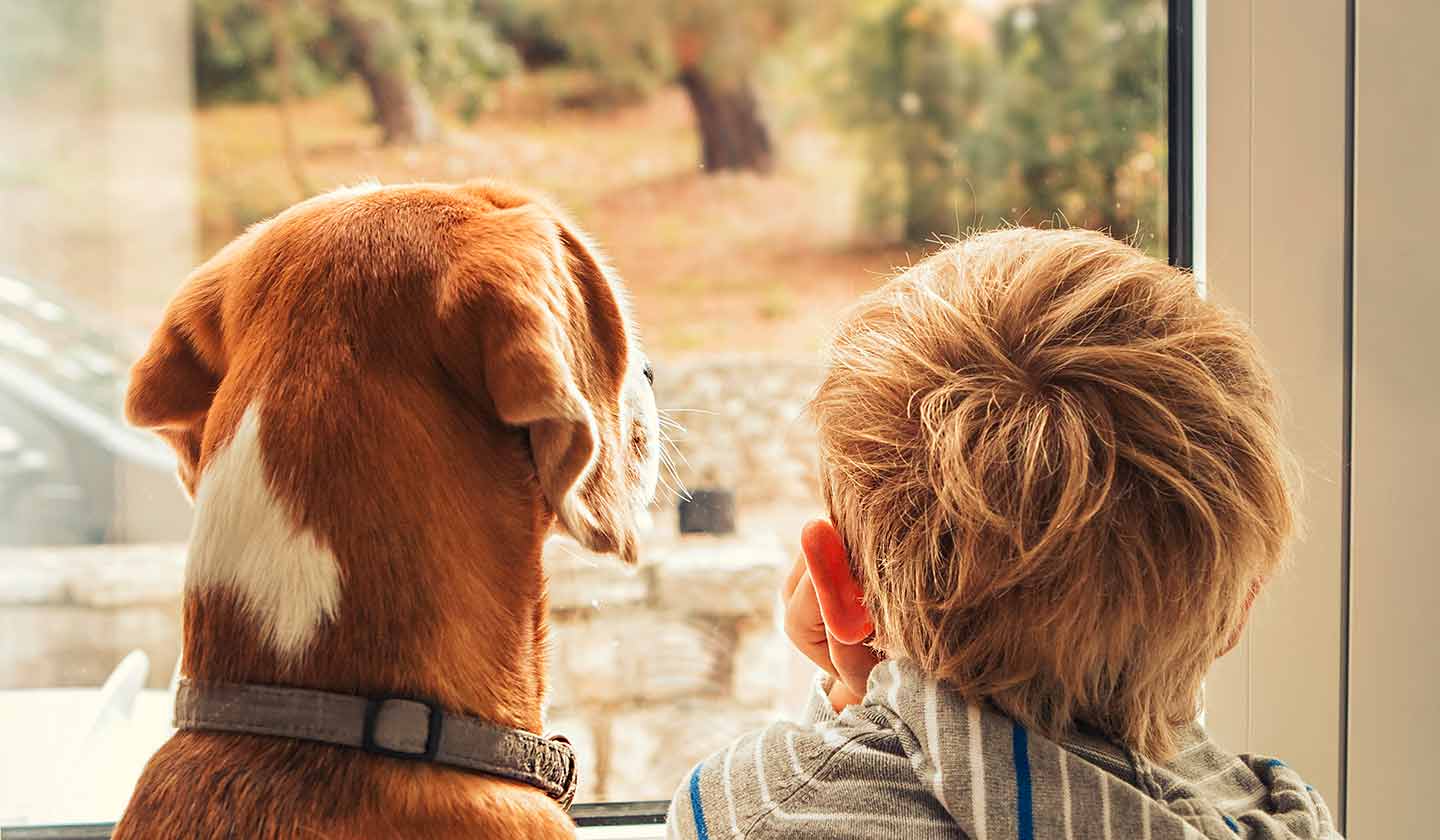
[{"x1": 813, "y1": 228, "x2": 1296, "y2": 759}]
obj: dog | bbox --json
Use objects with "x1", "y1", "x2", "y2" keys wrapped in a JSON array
[{"x1": 113, "y1": 180, "x2": 659, "y2": 839}]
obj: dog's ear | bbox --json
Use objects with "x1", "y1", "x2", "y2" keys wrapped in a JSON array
[
  {"x1": 125, "y1": 269, "x2": 225, "y2": 498},
  {"x1": 438, "y1": 200, "x2": 639, "y2": 562}
]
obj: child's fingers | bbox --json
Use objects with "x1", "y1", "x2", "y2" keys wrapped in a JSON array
[
  {"x1": 782, "y1": 552, "x2": 807, "y2": 602},
  {"x1": 827, "y1": 633, "x2": 882, "y2": 702},
  {"x1": 783, "y1": 570, "x2": 839, "y2": 680}
]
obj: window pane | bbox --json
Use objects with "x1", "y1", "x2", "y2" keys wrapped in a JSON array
[{"x1": 0, "y1": 0, "x2": 1168, "y2": 825}]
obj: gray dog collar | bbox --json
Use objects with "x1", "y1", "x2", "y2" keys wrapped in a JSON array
[{"x1": 173, "y1": 679, "x2": 578, "y2": 809}]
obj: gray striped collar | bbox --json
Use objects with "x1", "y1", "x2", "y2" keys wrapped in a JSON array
[{"x1": 173, "y1": 679, "x2": 578, "y2": 808}]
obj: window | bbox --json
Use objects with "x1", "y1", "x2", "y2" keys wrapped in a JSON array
[{"x1": 0, "y1": 0, "x2": 1175, "y2": 832}]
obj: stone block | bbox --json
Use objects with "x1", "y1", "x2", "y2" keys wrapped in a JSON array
[
  {"x1": 0, "y1": 604, "x2": 179, "y2": 689},
  {"x1": 604, "y1": 701, "x2": 778, "y2": 801},
  {"x1": 731, "y1": 617, "x2": 808, "y2": 709},
  {"x1": 651, "y1": 534, "x2": 786, "y2": 616},
  {"x1": 549, "y1": 612, "x2": 727, "y2": 705},
  {"x1": 543, "y1": 537, "x2": 650, "y2": 612},
  {"x1": 68, "y1": 545, "x2": 185, "y2": 607},
  {"x1": 0, "y1": 555, "x2": 67, "y2": 605},
  {"x1": 0, "y1": 544, "x2": 185, "y2": 608}
]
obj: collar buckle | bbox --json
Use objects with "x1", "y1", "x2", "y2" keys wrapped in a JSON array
[{"x1": 362, "y1": 694, "x2": 444, "y2": 762}]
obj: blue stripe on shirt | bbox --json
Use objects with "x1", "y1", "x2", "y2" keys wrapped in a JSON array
[
  {"x1": 1012, "y1": 721, "x2": 1034, "y2": 840},
  {"x1": 688, "y1": 764, "x2": 711, "y2": 840}
]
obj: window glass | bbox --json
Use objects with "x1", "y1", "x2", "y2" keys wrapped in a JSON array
[{"x1": 0, "y1": 0, "x2": 1168, "y2": 825}]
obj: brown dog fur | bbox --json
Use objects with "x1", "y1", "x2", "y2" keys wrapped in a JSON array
[{"x1": 113, "y1": 180, "x2": 657, "y2": 839}]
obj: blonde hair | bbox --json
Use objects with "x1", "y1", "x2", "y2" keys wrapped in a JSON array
[{"x1": 813, "y1": 228, "x2": 1296, "y2": 759}]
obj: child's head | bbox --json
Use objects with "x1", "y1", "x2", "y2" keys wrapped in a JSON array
[{"x1": 812, "y1": 228, "x2": 1296, "y2": 758}]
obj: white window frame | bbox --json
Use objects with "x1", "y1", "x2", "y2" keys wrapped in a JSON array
[
  {"x1": 1196, "y1": 2, "x2": 1440, "y2": 836},
  {"x1": 1195, "y1": 0, "x2": 1351, "y2": 821}
]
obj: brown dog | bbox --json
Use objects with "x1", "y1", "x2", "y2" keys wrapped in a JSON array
[{"x1": 113, "y1": 180, "x2": 658, "y2": 839}]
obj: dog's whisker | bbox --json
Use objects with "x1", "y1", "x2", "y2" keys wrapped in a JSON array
[
  {"x1": 664, "y1": 438, "x2": 693, "y2": 470},
  {"x1": 657, "y1": 414, "x2": 689, "y2": 436},
  {"x1": 658, "y1": 447, "x2": 692, "y2": 503}
]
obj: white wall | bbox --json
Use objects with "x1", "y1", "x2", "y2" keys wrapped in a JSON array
[{"x1": 1346, "y1": 0, "x2": 1440, "y2": 835}]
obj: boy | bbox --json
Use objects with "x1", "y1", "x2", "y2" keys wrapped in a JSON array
[{"x1": 667, "y1": 229, "x2": 1340, "y2": 839}]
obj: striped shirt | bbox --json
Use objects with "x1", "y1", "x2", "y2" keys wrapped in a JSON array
[{"x1": 667, "y1": 660, "x2": 1340, "y2": 840}]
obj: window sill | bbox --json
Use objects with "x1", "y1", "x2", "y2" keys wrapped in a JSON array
[{"x1": 2, "y1": 802, "x2": 670, "y2": 840}]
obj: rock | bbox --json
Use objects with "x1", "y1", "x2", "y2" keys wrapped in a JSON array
[
  {"x1": 652, "y1": 534, "x2": 786, "y2": 616},
  {"x1": 69, "y1": 546, "x2": 185, "y2": 607},
  {"x1": 0, "y1": 544, "x2": 185, "y2": 608},
  {"x1": 0, "y1": 604, "x2": 179, "y2": 689},
  {"x1": 0, "y1": 555, "x2": 67, "y2": 605},
  {"x1": 604, "y1": 701, "x2": 777, "y2": 802},
  {"x1": 549, "y1": 612, "x2": 726, "y2": 704},
  {"x1": 731, "y1": 618, "x2": 790, "y2": 708},
  {"x1": 543, "y1": 536, "x2": 649, "y2": 612}
]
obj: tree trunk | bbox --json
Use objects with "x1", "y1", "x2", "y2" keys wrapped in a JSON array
[
  {"x1": 677, "y1": 68, "x2": 773, "y2": 173},
  {"x1": 330, "y1": 0, "x2": 438, "y2": 145}
]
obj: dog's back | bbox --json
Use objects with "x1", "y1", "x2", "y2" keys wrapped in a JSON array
[{"x1": 112, "y1": 180, "x2": 658, "y2": 838}]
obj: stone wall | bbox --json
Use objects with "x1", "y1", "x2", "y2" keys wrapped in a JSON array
[
  {"x1": 0, "y1": 525, "x2": 817, "y2": 802},
  {"x1": 651, "y1": 356, "x2": 823, "y2": 507},
  {"x1": 0, "y1": 356, "x2": 830, "y2": 799},
  {"x1": 0, "y1": 545, "x2": 185, "y2": 689}
]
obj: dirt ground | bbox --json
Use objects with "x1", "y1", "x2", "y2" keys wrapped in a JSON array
[{"x1": 197, "y1": 80, "x2": 922, "y2": 360}]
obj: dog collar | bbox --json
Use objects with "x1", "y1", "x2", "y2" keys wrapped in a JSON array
[{"x1": 173, "y1": 679, "x2": 578, "y2": 809}]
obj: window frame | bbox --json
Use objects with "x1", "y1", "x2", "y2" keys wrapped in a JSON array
[{"x1": 1194, "y1": 0, "x2": 1351, "y2": 831}]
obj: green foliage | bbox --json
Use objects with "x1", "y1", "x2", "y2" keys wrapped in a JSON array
[
  {"x1": 399, "y1": 0, "x2": 521, "y2": 120},
  {"x1": 193, "y1": 0, "x2": 340, "y2": 103},
  {"x1": 526, "y1": 0, "x2": 802, "y2": 97},
  {"x1": 192, "y1": 0, "x2": 519, "y2": 120},
  {"x1": 829, "y1": 0, "x2": 1167, "y2": 253},
  {"x1": 473, "y1": 0, "x2": 570, "y2": 67}
]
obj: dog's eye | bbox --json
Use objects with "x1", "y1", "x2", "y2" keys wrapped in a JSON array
[{"x1": 642, "y1": 362, "x2": 655, "y2": 386}]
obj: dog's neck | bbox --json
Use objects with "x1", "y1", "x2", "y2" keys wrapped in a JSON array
[{"x1": 180, "y1": 400, "x2": 554, "y2": 734}]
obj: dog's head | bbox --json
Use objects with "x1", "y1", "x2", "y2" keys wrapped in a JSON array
[{"x1": 126, "y1": 180, "x2": 658, "y2": 569}]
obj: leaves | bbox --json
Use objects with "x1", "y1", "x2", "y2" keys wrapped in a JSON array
[
  {"x1": 828, "y1": 0, "x2": 1168, "y2": 252},
  {"x1": 193, "y1": 0, "x2": 519, "y2": 121}
]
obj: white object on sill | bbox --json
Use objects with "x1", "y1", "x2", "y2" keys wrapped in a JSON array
[
  {"x1": 0, "y1": 690, "x2": 174, "y2": 826},
  {"x1": 86, "y1": 650, "x2": 150, "y2": 744}
]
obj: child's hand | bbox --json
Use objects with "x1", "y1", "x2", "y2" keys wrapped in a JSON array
[{"x1": 782, "y1": 519, "x2": 882, "y2": 711}]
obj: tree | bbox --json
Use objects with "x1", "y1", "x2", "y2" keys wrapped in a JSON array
[
  {"x1": 989, "y1": 0, "x2": 1167, "y2": 249},
  {"x1": 829, "y1": 0, "x2": 991, "y2": 242},
  {"x1": 192, "y1": 0, "x2": 518, "y2": 145},
  {"x1": 328, "y1": 0, "x2": 439, "y2": 144},
  {"x1": 828, "y1": 0, "x2": 1167, "y2": 251},
  {"x1": 532, "y1": 0, "x2": 801, "y2": 173}
]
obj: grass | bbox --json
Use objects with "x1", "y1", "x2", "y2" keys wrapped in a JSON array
[{"x1": 195, "y1": 74, "x2": 920, "y2": 360}]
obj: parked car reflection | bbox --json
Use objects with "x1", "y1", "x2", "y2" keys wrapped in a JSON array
[{"x1": 0, "y1": 274, "x2": 173, "y2": 545}]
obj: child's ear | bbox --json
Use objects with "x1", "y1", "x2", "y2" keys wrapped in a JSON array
[{"x1": 801, "y1": 518, "x2": 872, "y2": 645}]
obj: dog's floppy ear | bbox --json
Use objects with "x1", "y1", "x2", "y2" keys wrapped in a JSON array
[
  {"x1": 438, "y1": 199, "x2": 639, "y2": 562},
  {"x1": 125, "y1": 269, "x2": 225, "y2": 497}
]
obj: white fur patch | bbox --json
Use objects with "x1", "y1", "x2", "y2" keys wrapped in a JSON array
[{"x1": 186, "y1": 404, "x2": 342, "y2": 657}]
